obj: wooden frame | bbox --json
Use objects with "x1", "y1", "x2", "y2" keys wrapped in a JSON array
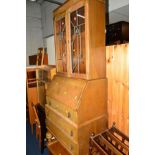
[
  {"x1": 54, "y1": 12, "x2": 68, "y2": 75},
  {"x1": 26, "y1": 65, "x2": 56, "y2": 132},
  {"x1": 54, "y1": 0, "x2": 106, "y2": 80},
  {"x1": 89, "y1": 126, "x2": 129, "y2": 155}
]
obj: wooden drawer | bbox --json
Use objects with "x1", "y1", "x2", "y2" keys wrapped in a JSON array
[
  {"x1": 46, "y1": 96, "x2": 78, "y2": 123},
  {"x1": 46, "y1": 118, "x2": 79, "y2": 155},
  {"x1": 45, "y1": 104, "x2": 78, "y2": 141},
  {"x1": 48, "y1": 141, "x2": 71, "y2": 155}
]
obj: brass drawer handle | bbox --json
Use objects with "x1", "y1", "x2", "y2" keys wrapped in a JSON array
[
  {"x1": 70, "y1": 130, "x2": 73, "y2": 137},
  {"x1": 70, "y1": 144, "x2": 73, "y2": 151},
  {"x1": 67, "y1": 112, "x2": 71, "y2": 118},
  {"x1": 49, "y1": 101, "x2": 51, "y2": 106}
]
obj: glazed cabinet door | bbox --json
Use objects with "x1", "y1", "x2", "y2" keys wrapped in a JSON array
[
  {"x1": 69, "y1": 2, "x2": 86, "y2": 75},
  {"x1": 54, "y1": 14, "x2": 67, "y2": 73}
]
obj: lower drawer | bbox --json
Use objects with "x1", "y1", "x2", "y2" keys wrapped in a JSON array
[
  {"x1": 46, "y1": 118, "x2": 79, "y2": 155},
  {"x1": 45, "y1": 104, "x2": 78, "y2": 141},
  {"x1": 48, "y1": 141, "x2": 71, "y2": 155}
]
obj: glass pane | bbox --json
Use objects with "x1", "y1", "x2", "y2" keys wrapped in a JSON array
[
  {"x1": 56, "y1": 17, "x2": 67, "y2": 72},
  {"x1": 70, "y1": 6, "x2": 86, "y2": 74}
]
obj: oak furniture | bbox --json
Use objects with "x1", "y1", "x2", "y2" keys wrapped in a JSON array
[{"x1": 45, "y1": 0, "x2": 107, "y2": 154}]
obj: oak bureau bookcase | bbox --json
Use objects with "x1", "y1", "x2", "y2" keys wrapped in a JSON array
[{"x1": 45, "y1": 0, "x2": 107, "y2": 154}]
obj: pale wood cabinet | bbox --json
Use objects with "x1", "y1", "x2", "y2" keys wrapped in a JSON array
[
  {"x1": 54, "y1": 0, "x2": 106, "y2": 79},
  {"x1": 46, "y1": 0, "x2": 107, "y2": 154}
]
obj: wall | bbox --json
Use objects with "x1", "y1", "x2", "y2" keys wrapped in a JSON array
[
  {"x1": 46, "y1": 35, "x2": 56, "y2": 65},
  {"x1": 41, "y1": 0, "x2": 66, "y2": 38},
  {"x1": 109, "y1": 5, "x2": 129, "y2": 24},
  {"x1": 40, "y1": 0, "x2": 65, "y2": 65},
  {"x1": 26, "y1": 1, "x2": 43, "y2": 66},
  {"x1": 108, "y1": 0, "x2": 129, "y2": 12},
  {"x1": 41, "y1": 2, "x2": 57, "y2": 38}
]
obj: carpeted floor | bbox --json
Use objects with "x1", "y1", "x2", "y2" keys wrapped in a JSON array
[{"x1": 26, "y1": 121, "x2": 48, "y2": 155}]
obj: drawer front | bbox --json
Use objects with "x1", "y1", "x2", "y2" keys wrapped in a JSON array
[
  {"x1": 46, "y1": 118, "x2": 79, "y2": 155},
  {"x1": 46, "y1": 96, "x2": 78, "y2": 123},
  {"x1": 45, "y1": 104, "x2": 78, "y2": 141}
]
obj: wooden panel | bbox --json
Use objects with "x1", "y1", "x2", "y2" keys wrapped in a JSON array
[
  {"x1": 29, "y1": 54, "x2": 37, "y2": 65},
  {"x1": 106, "y1": 43, "x2": 129, "y2": 136},
  {"x1": 29, "y1": 53, "x2": 48, "y2": 66},
  {"x1": 27, "y1": 87, "x2": 38, "y2": 105},
  {"x1": 87, "y1": 0, "x2": 106, "y2": 79},
  {"x1": 78, "y1": 79, "x2": 107, "y2": 124},
  {"x1": 27, "y1": 87, "x2": 38, "y2": 130},
  {"x1": 37, "y1": 82, "x2": 46, "y2": 107},
  {"x1": 78, "y1": 116, "x2": 107, "y2": 155},
  {"x1": 46, "y1": 75, "x2": 87, "y2": 110}
]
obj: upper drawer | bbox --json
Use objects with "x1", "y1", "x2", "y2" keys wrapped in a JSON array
[
  {"x1": 46, "y1": 75, "x2": 87, "y2": 110},
  {"x1": 46, "y1": 96, "x2": 78, "y2": 124},
  {"x1": 45, "y1": 104, "x2": 78, "y2": 142}
]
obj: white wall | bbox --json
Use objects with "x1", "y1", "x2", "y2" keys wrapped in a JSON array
[
  {"x1": 109, "y1": 0, "x2": 129, "y2": 12},
  {"x1": 46, "y1": 35, "x2": 56, "y2": 65},
  {"x1": 26, "y1": 1, "x2": 43, "y2": 66}
]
